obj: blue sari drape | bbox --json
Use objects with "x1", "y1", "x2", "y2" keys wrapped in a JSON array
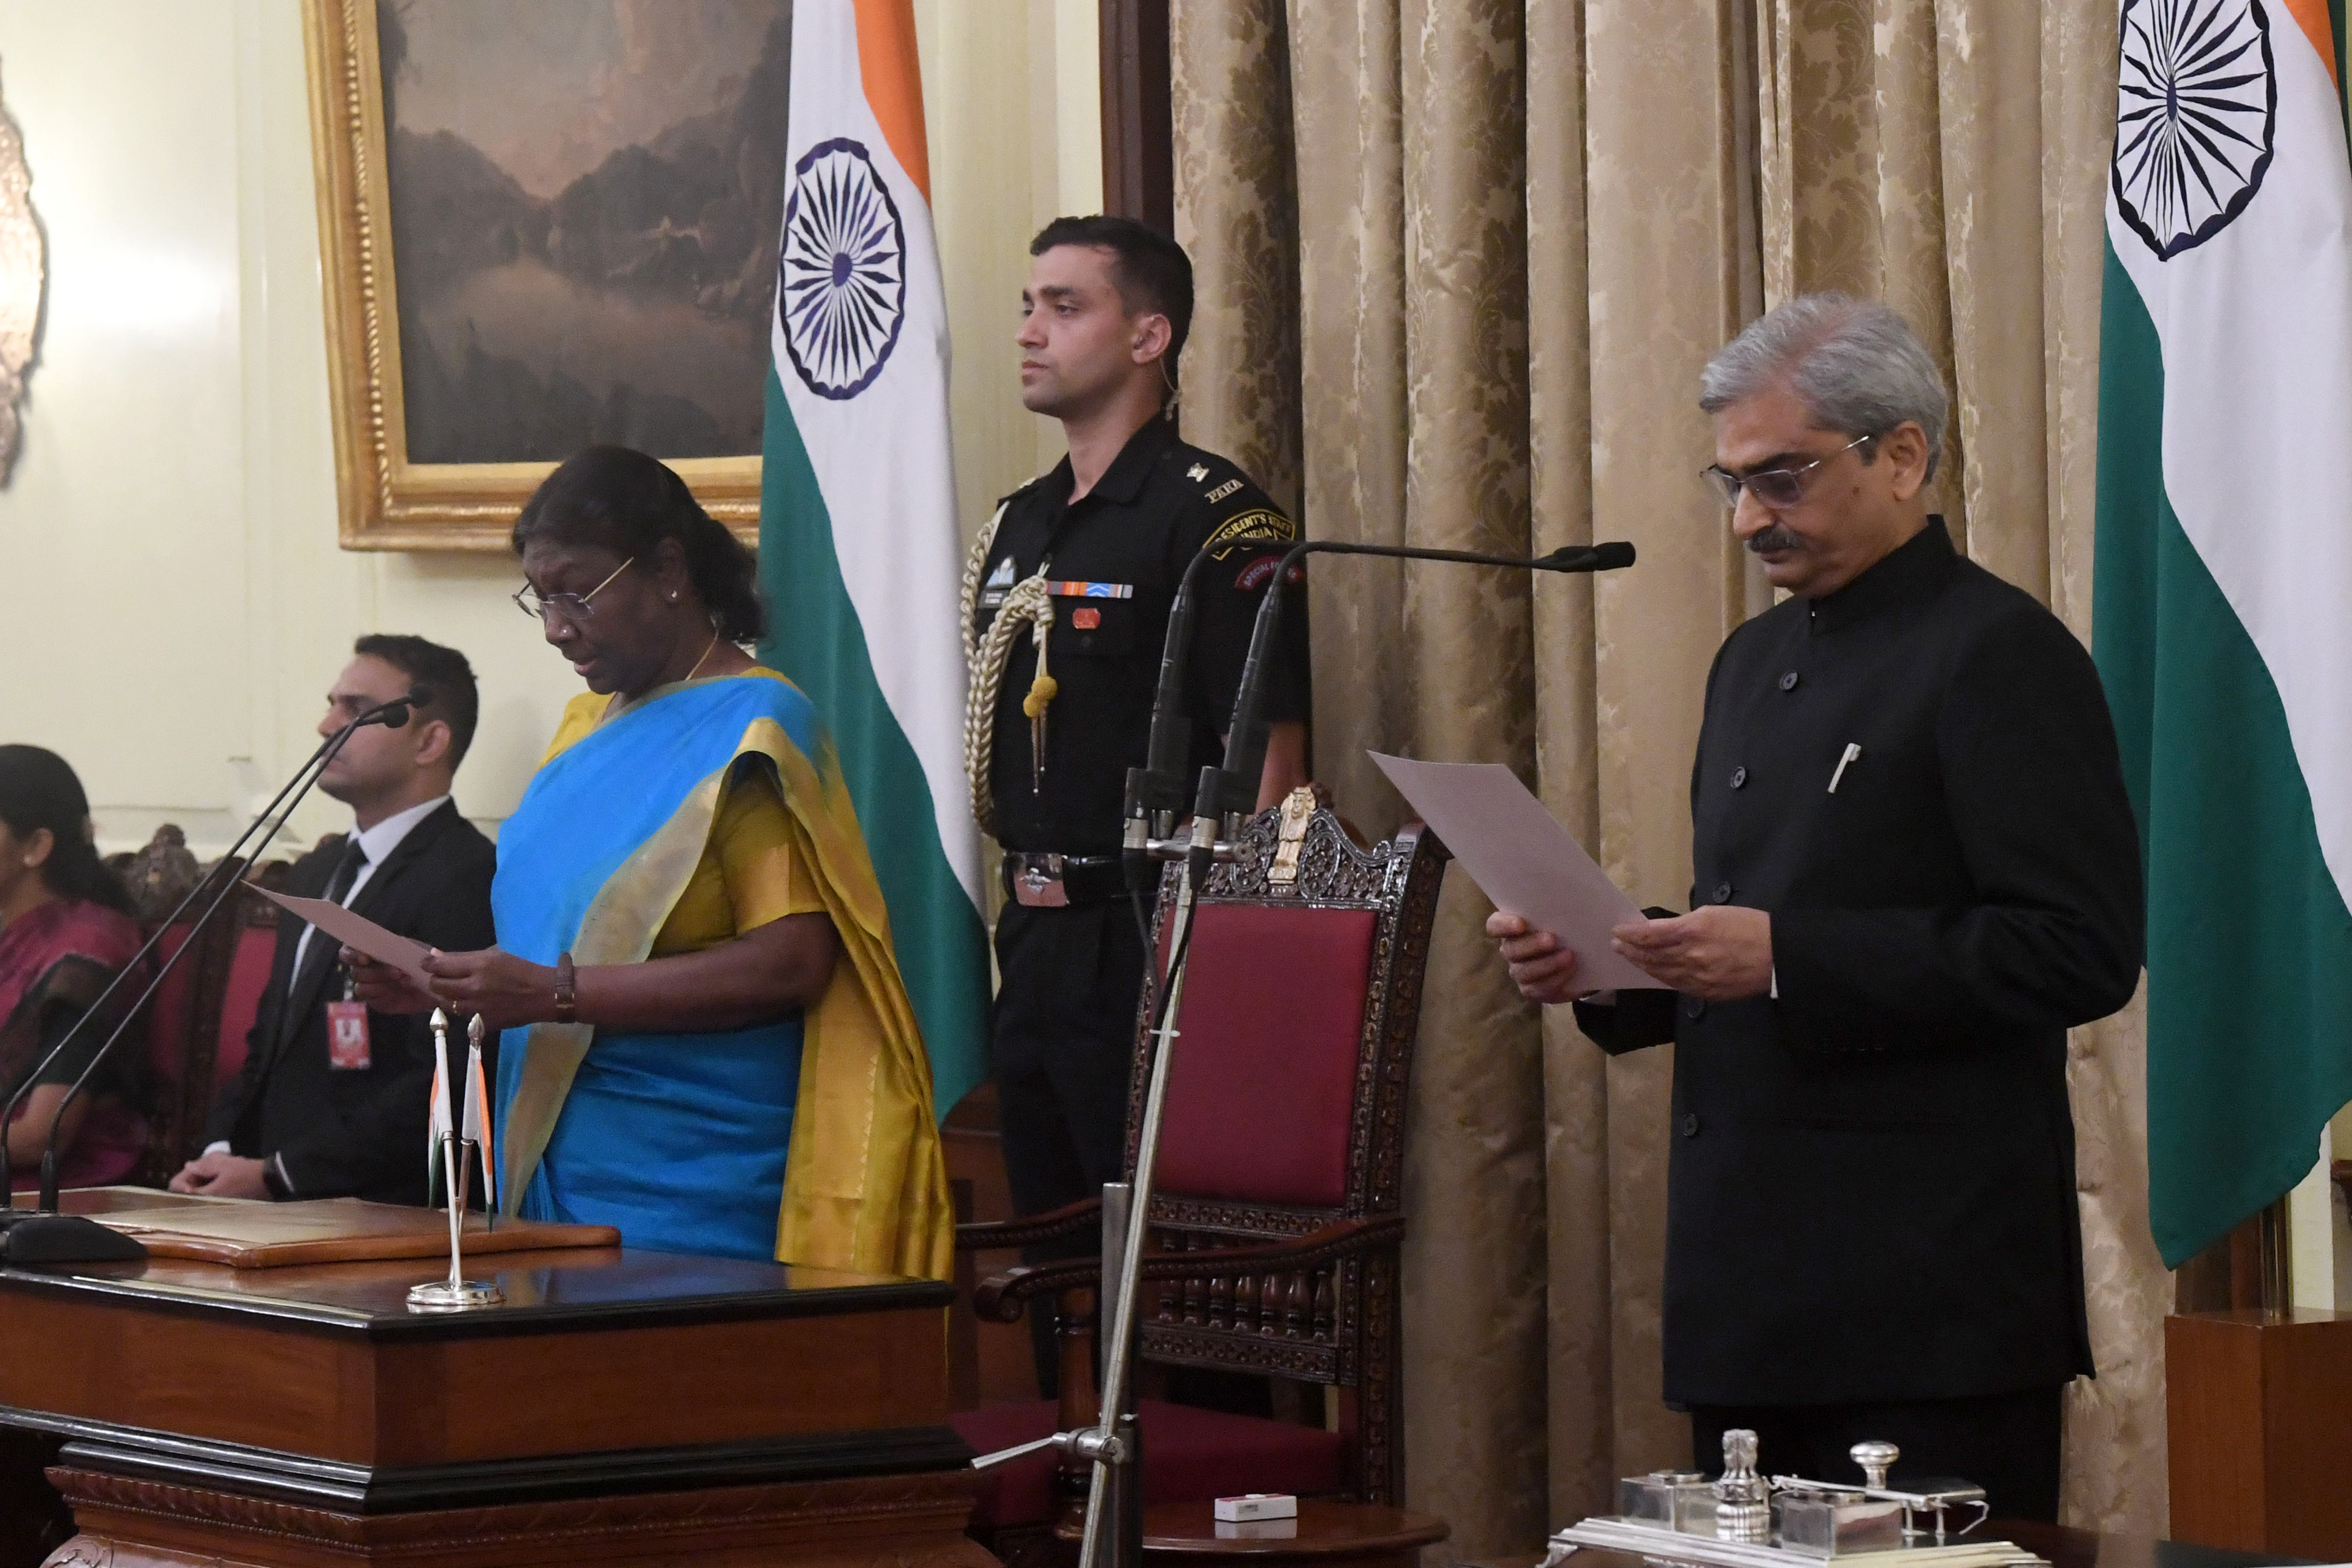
[{"x1": 491, "y1": 678, "x2": 821, "y2": 1260}]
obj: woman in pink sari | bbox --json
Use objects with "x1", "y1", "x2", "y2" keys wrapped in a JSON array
[{"x1": 0, "y1": 747, "x2": 150, "y2": 1188}]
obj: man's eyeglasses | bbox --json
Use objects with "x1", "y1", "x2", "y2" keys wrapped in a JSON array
[
  {"x1": 512, "y1": 556, "x2": 634, "y2": 624},
  {"x1": 1701, "y1": 433, "x2": 1876, "y2": 509}
]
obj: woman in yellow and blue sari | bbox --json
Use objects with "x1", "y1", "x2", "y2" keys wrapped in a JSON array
[{"x1": 349, "y1": 447, "x2": 949, "y2": 1278}]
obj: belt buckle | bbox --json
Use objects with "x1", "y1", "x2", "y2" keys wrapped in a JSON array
[{"x1": 1012, "y1": 854, "x2": 1070, "y2": 908}]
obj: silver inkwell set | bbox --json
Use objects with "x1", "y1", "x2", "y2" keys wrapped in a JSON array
[{"x1": 1546, "y1": 1432, "x2": 2049, "y2": 1568}]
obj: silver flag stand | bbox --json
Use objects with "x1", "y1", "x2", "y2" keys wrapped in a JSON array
[
  {"x1": 407, "y1": 1011, "x2": 503, "y2": 1313},
  {"x1": 969, "y1": 850, "x2": 1212, "y2": 1568}
]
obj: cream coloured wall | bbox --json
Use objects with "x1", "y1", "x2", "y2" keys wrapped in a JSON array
[{"x1": 0, "y1": 0, "x2": 1098, "y2": 857}]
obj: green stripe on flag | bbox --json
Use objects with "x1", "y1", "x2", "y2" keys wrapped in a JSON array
[
  {"x1": 756, "y1": 370, "x2": 990, "y2": 1118},
  {"x1": 2093, "y1": 243, "x2": 2352, "y2": 1267}
]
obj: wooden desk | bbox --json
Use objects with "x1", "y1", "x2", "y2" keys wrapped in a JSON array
[{"x1": 0, "y1": 1242, "x2": 993, "y2": 1568}]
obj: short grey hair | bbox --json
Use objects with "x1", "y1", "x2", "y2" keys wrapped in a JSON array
[{"x1": 1699, "y1": 293, "x2": 1949, "y2": 482}]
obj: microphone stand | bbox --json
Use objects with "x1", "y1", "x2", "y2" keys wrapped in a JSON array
[
  {"x1": 969, "y1": 536, "x2": 1636, "y2": 1568},
  {"x1": 0, "y1": 693, "x2": 425, "y2": 1256}
]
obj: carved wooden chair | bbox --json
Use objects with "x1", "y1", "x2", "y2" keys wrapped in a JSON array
[
  {"x1": 950, "y1": 789, "x2": 1449, "y2": 1560},
  {"x1": 132, "y1": 847, "x2": 294, "y2": 1188}
]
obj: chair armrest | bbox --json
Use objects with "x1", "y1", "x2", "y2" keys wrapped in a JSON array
[
  {"x1": 955, "y1": 1195, "x2": 1103, "y2": 1252},
  {"x1": 972, "y1": 1213, "x2": 1404, "y2": 1323}
]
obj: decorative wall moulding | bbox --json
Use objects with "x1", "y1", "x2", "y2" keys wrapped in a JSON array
[{"x1": 0, "y1": 63, "x2": 45, "y2": 489}]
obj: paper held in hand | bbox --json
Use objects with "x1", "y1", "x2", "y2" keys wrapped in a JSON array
[
  {"x1": 254, "y1": 887, "x2": 437, "y2": 990},
  {"x1": 1369, "y1": 752, "x2": 1664, "y2": 994}
]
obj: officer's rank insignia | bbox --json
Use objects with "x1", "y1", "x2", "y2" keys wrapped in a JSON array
[
  {"x1": 978, "y1": 555, "x2": 1015, "y2": 610},
  {"x1": 1187, "y1": 463, "x2": 1210, "y2": 483},
  {"x1": 1072, "y1": 607, "x2": 1102, "y2": 629},
  {"x1": 1204, "y1": 508, "x2": 1296, "y2": 559}
]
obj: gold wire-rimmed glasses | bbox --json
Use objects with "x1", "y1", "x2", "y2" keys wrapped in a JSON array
[{"x1": 512, "y1": 556, "x2": 635, "y2": 625}]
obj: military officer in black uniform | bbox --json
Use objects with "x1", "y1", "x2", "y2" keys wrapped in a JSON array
[
  {"x1": 966, "y1": 218, "x2": 1309, "y2": 1370},
  {"x1": 1489, "y1": 296, "x2": 2142, "y2": 1520}
]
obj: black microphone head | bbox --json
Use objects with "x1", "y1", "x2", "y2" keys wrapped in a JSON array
[
  {"x1": 1590, "y1": 541, "x2": 1636, "y2": 570},
  {"x1": 378, "y1": 702, "x2": 412, "y2": 730}
]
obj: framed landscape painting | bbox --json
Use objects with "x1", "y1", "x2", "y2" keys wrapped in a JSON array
[{"x1": 303, "y1": 0, "x2": 791, "y2": 549}]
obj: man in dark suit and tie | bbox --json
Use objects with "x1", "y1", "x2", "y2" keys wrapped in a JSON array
[
  {"x1": 170, "y1": 635, "x2": 497, "y2": 1206},
  {"x1": 1488, "y1": 296, "x2": 2144, "y2": 1519}
]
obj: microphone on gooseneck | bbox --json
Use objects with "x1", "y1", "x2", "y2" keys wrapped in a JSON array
[
  {"x1": 2, "y1": 690, "x2": 430, "y2": 1252},
  {"x1": 1186, "y1": 539, "x2": 1637, "y2": 885},
  {"x1": 1122, "y1": 548, "x2": 1222, "y2": 894}
]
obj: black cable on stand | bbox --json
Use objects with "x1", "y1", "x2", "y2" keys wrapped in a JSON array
[
  {"x1": 0, "y1": 691, "x2": 429, "y2": 1260},
  {"x1": 969, "y1": 536, "x2": 1635, "y2": 1568}
]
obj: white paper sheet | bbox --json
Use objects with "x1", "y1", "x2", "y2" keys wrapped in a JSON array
[
  {"x1": 254, "y1": 888, "x2": 438, "y2": 989},
  {"x1": 1369, "y1": 751, "x2": 1664, "y2": 993}
]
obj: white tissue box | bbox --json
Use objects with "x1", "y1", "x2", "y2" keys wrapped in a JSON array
[{"x1": 1214, "y1": 1493, "x2": 1299, "y2": 1523}]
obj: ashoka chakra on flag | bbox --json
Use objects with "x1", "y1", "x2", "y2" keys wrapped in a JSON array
[
  {"x1": 2112, "y1": 0, "x2": 2278, "y2": 260},
  {"x1": 779, "y1": 137, "x2": 909, "y2": 400}
]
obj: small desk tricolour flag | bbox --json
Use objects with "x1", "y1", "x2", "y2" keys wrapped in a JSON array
[
  {"x1": 2094, "y1": 0, "x2": 2352, "y2": 1264},
  {"x1": 427, "y1": 1026, "x2": 496, "y2": 1205},
  {"x1": 755, "y1": 0, "x2": 988, "y2": 1119}
]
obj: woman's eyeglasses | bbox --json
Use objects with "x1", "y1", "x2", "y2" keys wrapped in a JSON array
[
  {"x1": 512, "y1": 556, "x2": 634, "y2": 624},
  {"x1": 1701, "y1": 433, "x2": 1876, "y2": 509}
]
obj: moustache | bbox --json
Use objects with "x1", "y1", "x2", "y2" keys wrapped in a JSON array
[{"x1": 1746, "y1": 525, "x2": 1804, "y2": 554}]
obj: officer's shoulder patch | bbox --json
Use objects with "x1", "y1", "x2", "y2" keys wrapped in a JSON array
[
  {"x1": 996, "y1": 470, "x2": 1051, "y2": 508},
  {"x1": 1203, "y1": 507, "x2": 1296, "y2": 560}
]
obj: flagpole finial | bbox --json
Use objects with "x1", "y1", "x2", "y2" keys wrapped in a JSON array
[
  {"x1": 468, "y1": 1013, "x2": 484, "y2": 1045},
  {"x1": 431, "y1": 1007, "x2": 448, "y2": 1031}
]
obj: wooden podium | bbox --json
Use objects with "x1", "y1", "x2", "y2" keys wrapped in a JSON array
[
  {"x1": 2166, "y1": 1308, "x2": 2352, "y2": 1557},
  {"x1": 0, "y1": 1198, "x2": 992, "y2": 1567}
]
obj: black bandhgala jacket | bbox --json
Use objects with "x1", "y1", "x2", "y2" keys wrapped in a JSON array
[{"x1": 1575, "y1": 517, "x2": 2144, "y2": 1409}]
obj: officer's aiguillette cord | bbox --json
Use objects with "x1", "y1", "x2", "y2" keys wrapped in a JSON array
[
  {"x1": 961, "y1": 504, "x2": 1060, "y2": 832},
  {"x1": 962, "y1": 503, "x2": 1155, "y2": 951}
]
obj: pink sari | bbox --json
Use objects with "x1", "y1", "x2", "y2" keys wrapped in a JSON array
[{"x1": 0, "y1": 898, "x2": 151, "y2": 1189}]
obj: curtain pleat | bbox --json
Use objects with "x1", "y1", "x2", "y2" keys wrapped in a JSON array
[{"x1": 1172, "y1": 0, "x2": 2170, "y2": 1550}]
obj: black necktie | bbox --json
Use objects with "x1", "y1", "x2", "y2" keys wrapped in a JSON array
[{"x1": 291, "y1": 835, "x2": 369, "y2": 1002}]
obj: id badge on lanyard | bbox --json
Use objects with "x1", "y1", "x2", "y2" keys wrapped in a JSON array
[{"x1": 326, "y1": 972, "x2": 371, "y2": 1070}]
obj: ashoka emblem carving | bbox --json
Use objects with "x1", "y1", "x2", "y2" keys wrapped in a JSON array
[
  {"x1": 779, "y1": 138, "x2": 908, "y2": 400},
  {"x1": 2113, "y1": 0, "x2": 2276, "y2": 260}
]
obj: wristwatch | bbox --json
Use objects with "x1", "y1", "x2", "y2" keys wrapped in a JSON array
[{"x1": 554, "y1": 951, "x2": 577, "y2": 1023}]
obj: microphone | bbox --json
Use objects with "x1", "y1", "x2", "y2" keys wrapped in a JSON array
[
  {"x1": 1122, "y1": 549, "x2": 1224, "y2": 893},
  {"x1": 2, "y1": 691, "x2": 427, "y2": 1250},
  {"x1": 1184, "y1": 539, "x2": 1636, "y2": 884}
]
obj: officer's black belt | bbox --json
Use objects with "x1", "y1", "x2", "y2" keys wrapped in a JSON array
[{"x1": 1001, "y1": 852, "x2": 1127, "y2": 908}]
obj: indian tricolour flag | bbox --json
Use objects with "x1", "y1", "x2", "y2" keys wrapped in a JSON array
[
  {"x1": 756, "y1": 0, "x2": 988, "y2": 1117},
  {"x1": 2094, "y1": 0, "x2": 2352, "y2": 1265}
]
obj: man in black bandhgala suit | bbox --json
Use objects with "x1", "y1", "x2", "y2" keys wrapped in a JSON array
[{"x1": 1491, "y1": 294, "x2": 2144, "y2": 1522}]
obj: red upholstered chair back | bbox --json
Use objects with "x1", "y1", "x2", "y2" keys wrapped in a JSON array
[
  {"x1": 1153, "y1": 903, "x2": 1377, "y2": 1209},
  {"x1": 1122, "y1": 792, "x2": 1448, "y2": 1503},
  {"x1": 133, "y1": 875, "x2": 285, "y2": 1187}
]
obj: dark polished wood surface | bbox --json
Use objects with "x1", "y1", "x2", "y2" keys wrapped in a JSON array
[
  {"x1": 0, "y1": 1225, "x2": 985, "y2": 1565},
  {"x1": 1142, "y1": 1500, "x2": 1448, "y2": 1567},
  {"x1": 1997, "y1": 1521, "x2": 2316, "y2": 1568},
  {"x1": 3, "y1": 1241, "x2": 949, "y2": 1337},
  {"x1": 0, "y1": 1245, "x2": 953, "y2": 1469}
]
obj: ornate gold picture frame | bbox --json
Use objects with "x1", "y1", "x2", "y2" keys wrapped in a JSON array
[{"x1": 302, "y1": 0, "x2": 783, "y2": 550}]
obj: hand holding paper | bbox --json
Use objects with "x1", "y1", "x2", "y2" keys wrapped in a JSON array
[
  {"x1": 1369, "y1": 753, "x2": 1664, "y2": 994},
  {"x1": 255, "y1": 887, "x2": 438, "y2": 990}
]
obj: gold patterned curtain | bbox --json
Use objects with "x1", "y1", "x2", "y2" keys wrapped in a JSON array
[{"x1": 1173, "y1": 0, "x2": 2170, "y2": 1555}]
